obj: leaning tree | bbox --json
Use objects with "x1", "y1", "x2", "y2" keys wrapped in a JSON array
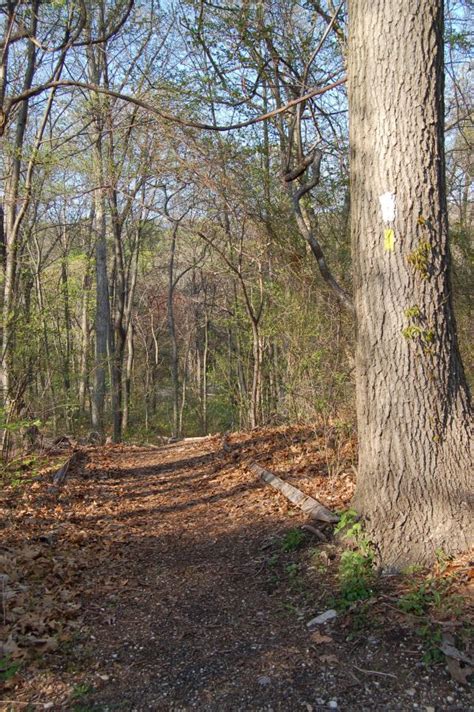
[{"x1": 347, "y1": 0, "x2": 472, "y2": 566}]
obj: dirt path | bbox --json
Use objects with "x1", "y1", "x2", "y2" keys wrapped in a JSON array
[{"x1": 1, "y1": 430, "x2": 472, "y2": 711}]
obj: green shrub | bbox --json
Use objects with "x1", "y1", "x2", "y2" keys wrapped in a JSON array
[
  {"x1": 335, "y1": 508, "x2": 375, "y2": 608},
  {"x1": 280, "y1": 528, "x2": 306, "y2": 553}
]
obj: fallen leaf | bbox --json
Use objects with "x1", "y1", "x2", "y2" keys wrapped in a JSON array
[
  {"x1": 0, "y1": 634, "x2": 21, "y2": 658},
  {"x1": 319, "y1": 654, "x2": 338, "y2": 665},
  {"x1": 27, "y1": 636, "x2": 59, "y2": 652},
  {"x1": 20, "y1": 545, "x2": 42, "y2": 561},
  {"x1": 311, "y1": 630, "x2": 333, "y2": 644}
]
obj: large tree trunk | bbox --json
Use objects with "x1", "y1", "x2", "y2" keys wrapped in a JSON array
[{"x1": 348, "y1": 0, "x2": 472, "y2": 567}]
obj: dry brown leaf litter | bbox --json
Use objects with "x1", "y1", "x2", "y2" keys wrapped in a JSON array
[{"x1": 0, "y1": 426, "x2": 472, "y2": 711}]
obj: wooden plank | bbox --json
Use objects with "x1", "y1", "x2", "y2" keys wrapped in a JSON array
[{"x1": 251, "y1": 463, "x2": 339, "y2": 523}]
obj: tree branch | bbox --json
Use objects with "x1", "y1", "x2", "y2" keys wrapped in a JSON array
[
  {"x1": 286, "y1": 150, "x2": 354, "y2": 312},
  {"x1": 2, "y1": 77, "x2": 346, "y2": 135}
]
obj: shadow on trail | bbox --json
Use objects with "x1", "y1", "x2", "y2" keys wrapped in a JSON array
[
  {"x1": 89, "y1": 427, "x2": 318, "y2": 483},
  {"x1": 70, "y1": 520, "x2": 342, "y2": 711},
  {"x1": 6, "y1": 430, "x2": 460, "y2": 711},
  {"x1": 54, "y1": 433, "x2": 345, "y2": 708},
  {"x1": 71, "y1": 478, "x2": 265, "y2": 524}
]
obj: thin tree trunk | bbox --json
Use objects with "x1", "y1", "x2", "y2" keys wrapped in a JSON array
[
  {"x1": 91, "y1": 179, "x2": 110, "y2": 437},
  {"x1": 250, "y1": 320, "x2": 263, "y2": 429},
  {"x1": 201, "y1": 311, "x2": 209, "y2": 434},
  {"x1": 87, "y1": 10, "x2": 111, "y2": 440},
  {"x1": 122, "y1": 323, "x2": 134, "y2": 434},
  {"x1": 120, "y1": 222, "x2": 141, "y2": 435},
  {"x1": 167, "y1": 224, "x2": 180, "y2": 438},
  {"x1": 79, "y1": 255, "x2": 93, "y2": 413},
  {"x1": 60, "y1": 256, "x2": 71, "y2": 395},
  {"x1": 179, "y1": 338, "x2": 190, "y2": 437},
  {"x1": 143, "y1": 338, "x2": 151, "y2": 433},
  {"x1": 1, "y1": 2, "x2": 39, "y2": 455},
  {"x1": 33, "y1": 265, "x2": 57, "y2": 430},
  {"x1": 110, "y1": 209, "x2": 126, "y2": 443}
]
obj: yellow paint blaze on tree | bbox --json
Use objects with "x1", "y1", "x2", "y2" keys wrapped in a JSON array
[{"x1": 384, "y1": 228, "x2": 394, "y2": 251}]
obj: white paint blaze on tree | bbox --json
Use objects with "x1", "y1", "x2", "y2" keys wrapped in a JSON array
[{"x1": 347, "y1": 0, "x2": 473, "y2": 567}]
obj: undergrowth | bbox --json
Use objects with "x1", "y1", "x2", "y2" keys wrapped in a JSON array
[
  {"x1": 281, "y1": 528, "x2": 306, "y2": 553},
  {"x1": 334, "y1": 508, "x2": 375, "y2": 608},
  {"x1": 287, "y1": 510, "x2": 471, "y2": 671},
  {"x1": 0, "y1": 454, "x2": 45, "y2": 488},
  {"x1": 398, "y1": 576, "x2": 462, "y2": 618},
  {"x1": 0, "y1": 655, "x2": 21, "y2": 683},
  {"x1": 397, "y1": 564, "x2": 468, "y2": 665}
]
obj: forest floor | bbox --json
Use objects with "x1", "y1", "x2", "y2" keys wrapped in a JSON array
[{"x1": 1, "y1": 426, "x2": 472, "y2": 711}]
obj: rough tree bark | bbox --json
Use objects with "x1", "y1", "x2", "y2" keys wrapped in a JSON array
[{"x1": 347, "y1": 0, "x2": 473, "y2": 567}]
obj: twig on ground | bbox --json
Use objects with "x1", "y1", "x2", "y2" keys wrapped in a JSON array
[
  {"x1": 301, "y1": 523, "x2": 327, "y2": 541},
  {"x1": 352, "y1": 664, "x2": 397, "y2": 679},
  {"x1": 0, "y1": 703, "x2": 49, "y2": 707}
]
